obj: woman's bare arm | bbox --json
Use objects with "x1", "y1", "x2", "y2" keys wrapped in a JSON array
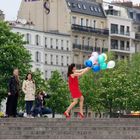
[{"x1": 71, "y1": 67, "x2": 91, "y2": 77}]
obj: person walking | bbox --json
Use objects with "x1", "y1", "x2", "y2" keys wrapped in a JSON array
[
  {"x1": 22, "y1": 73, "x2": 36, "y2": 118},
  {"x1": 64, "y1": 64, "x2": 90, "y2": 119},
  {"x1": 6, "y1": 68, "x2": 20, "y2": 117}
]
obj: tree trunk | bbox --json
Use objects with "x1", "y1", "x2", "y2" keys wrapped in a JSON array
[
  {"x1": 52, "y1": 111, "x2": 55, "y2": 118},
  {"x1": 97, "y1": 107, "x2": 102, "y2": 118},
  {"x1": 85, "y1": 105, "x2": 88, "y2": 117}
]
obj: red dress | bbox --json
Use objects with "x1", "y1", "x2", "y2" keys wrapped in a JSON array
[{"x1": 68, "y1": 75, "x2": 82, "y2": 98}]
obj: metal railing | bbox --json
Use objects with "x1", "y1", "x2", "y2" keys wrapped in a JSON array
[{"x1": 72, "y1": 24, "x2": 109, "y2": 35}]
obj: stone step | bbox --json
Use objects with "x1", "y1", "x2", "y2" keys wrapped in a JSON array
[{"x1": 1, "y1": 118, "x2": 140, "y2": 139}]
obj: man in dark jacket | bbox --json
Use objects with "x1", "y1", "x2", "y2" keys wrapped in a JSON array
[
  {"x1": 32, "y1": 91, "x2": 52, "y2": 117},
  {"x1": 6, "y1": 68, "x2": 20, "y2": 117}
]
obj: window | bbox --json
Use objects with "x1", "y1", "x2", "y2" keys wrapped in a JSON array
[
  {"x1": 56, "y1": 39, "x2": 58, "y2": 49},
  {"x1": 36, "y1": 51, "x2": 41, "y2": 62},
  {"x1": 90, "y1": 6, "x2": 94, "y2": 11},
  {"x1": 121, "y1": 55, "x2": 125, "y2": 59},
  {"x1": 26, "y1": 33, "x2": 31, "y2": 44},
  {"x1": 67, "y1": 56, "x2": 69, "y2": 66},
  {"x1": 51, "y1": 54, "x2": 53, "y2": 65},
  {"x1": 35, "y1": 35, "x2": 40, "y2": 45},
  {"x1": 86, "y1": 19, "x2": 89, "y2": 27},
  {"x1": 83, "y1": 5, "x2": 86, "y2": 10},
  {"x1": 77, "y1": 4, "x2": 81, "y2": 9},
  {"x1": 67, "y1": 2, "x2": 71, "y2": 7},
  {"x1": 56, "y1": 55, "x2": 58, "y2": 65},
  {"x1": 93, "y1": 20, "x2": 96, "y2": 28},
  {"x1": 67, "y1": 41, "x2": 69, "y2": 51},
  {"x1": 50, "y1": 38, "x2": 53, "y2": 48},
  {"x1": 126, "y1": 41, "x2": 130, "y2": 51},
  {"x1": 126, "y1": 26, "x2": 130, "y2": 35},
  {"x1": 61, "y1": 40, "x2": 64, "y2": 50},
  {"x1": 87, "y1": 37, "x2": 90, "y2": 46},
  {"x1": 61, "y1": 56, "x2": 64, "y2": 66},
  {"x1": 94, "y1": 7, "x2": 98, "y2": 12},
  {"x1": 111, "y1": 39, "x2": 118, "y2": 49},
  {"x1": 120, "y1": 41, "x2": 125, "y2": 50},
  {"x1": 81, "y1": 18, "x2": 84, "y2": 26},
  {"x1": 44, "y1": 37, "x2": 47, "y2": 47},
  {"x1": 120, "y1": 25, "x2": 125, "y2": 35},
  {"x1": 45, "y1": 54, "x2": 47, "y2": 64},
  {"x1": 45, "y1": 71, "x2": 48, "y2": 80},
  {"x1": 82, "y1": 37, "x2": 85, "y2": 46},
  {"x1": 98, "y1": 7, "x2": 101, "y2": 13},
  {"x1": 111, "y1": 24, "x2": 118, "y2": 34},
  {"x1": 72, "y1": 16, "x2": 76, "y2": 24}
]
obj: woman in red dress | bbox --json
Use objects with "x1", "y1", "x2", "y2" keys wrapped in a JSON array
[{"x1": 64, "y1": 63, "x2": 90, "y2": 119}]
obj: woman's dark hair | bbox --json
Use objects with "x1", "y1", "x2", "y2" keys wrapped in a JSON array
[
  {"x1": 67, "y1": 63, "x2": 76, "y2": 77},
  {"x1": 25, "y1": 72, "x2": 33, "y2": 80}
]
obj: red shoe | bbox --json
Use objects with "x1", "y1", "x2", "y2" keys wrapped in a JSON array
[
  {"x1": 64, "y1": 112, "x2": 70, "y2": 119},
  {"x1": 78, "y1": 112, "x2": 85, "y2": 119}
]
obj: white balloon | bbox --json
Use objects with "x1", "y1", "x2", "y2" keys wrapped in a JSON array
[
  {"x1": 91, "y1": 52, "x2": 99, "y2": 60},
  {"x1": 89, "y1": 56, "x2": 96, "y2": 64},
  {"x1": 107, "y1": 61, "x2": 115, "y2": 69}
]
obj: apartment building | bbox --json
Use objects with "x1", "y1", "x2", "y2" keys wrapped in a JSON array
[
  {"x1": 103, "y1": 2, "x2": 136, "y2": 59},
  {"x1": 18, "y1": 0, "x2": 109, "y2": 69},
  {"x1": 12, "y1": 22, "x2": 72, "y2": 79}
]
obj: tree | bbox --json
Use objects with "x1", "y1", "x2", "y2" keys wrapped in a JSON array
[
  {"x1": 128, "y1": 53, "x2": 140, "y2": 111},
  {"x1": 0, "y1": 21, "x2": 31, "y2": 104},
  {"x1": 46, "y1": 71, "x2": 70, "y2": 118},
  {"x1": 0, "y1": 21, "x2": 48, "y2": 112}
]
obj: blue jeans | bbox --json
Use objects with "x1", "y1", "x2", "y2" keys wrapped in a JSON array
[
  {"x1": 33, "y1": 107, "x2": 52, "y2": 116},
  {"x1": 25, "y1": 101, "x2": 33, "y2": 115}
]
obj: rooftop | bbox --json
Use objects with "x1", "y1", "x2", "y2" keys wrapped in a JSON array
[{"x1": 66, "y1": 0, "x2": 106, "y2": 18}]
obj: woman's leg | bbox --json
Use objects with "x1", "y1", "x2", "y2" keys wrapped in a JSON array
[
  {"x1": 29, "y1": 101, "x2": 33, "y2": 115},
  {"x1": 65, "y1": 98, "x2": 78, "y2": 114},
  {"x1": 26, "y1": 101, "x2": 30, "y2": 115},
  {"x1": 79, "y1": 96, "x2": 84, "y2": 115}
]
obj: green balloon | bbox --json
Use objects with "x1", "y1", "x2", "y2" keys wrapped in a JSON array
[
  {"x1": 98, "y1": 55, "x2": 105, "y2": 64},
  {"x1": 100, "y1": 63, "x2": 107, "y2": 70}
]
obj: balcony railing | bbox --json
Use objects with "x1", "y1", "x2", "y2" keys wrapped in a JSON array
[
  {"x1": 73, "y1": 44, "x2": 108, "y2": 53},
  {"x1": 111, "y1": 46, "x2": 118, "y2": 50},
  {"x1": 72, "y1": 24, "x2": 109, "y2": 36},
  {"x1": 111, "y1": 46, "x2": 130, "y2": 51},
  {"x1": 111, "y1": 31, "x2": 130, "y2": 36},
  {"x1": 73, "y1": 44, "x2": 93, "y2": 52}
]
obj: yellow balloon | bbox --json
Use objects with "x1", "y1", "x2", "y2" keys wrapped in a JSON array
[{"x1": 101, "y1": 53, "x2": 107, "y2": 61}]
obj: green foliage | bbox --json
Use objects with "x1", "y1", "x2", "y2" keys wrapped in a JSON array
[
  {"x1": 79, "y1": 52, "x2": 140, "y2": 117},
  {"x1": 0, "y1": 21, "x2": 48, "y2": 111},
  {"x1": 0, "y1": 21, "x2": 31, "y2": 104},
  {"x1": 46, "y1": 71, "x2": 70, "y2": 118}
]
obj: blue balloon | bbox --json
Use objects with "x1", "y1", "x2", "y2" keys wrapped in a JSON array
[
  {"x1": 92, "y1": 65, "x2": 100, "y2": 72},
  {"x1": 84, "y1": 60, "x2": 93, "y2": 67},
  {"x1": 100, "y1": 63, "x2": 107, "y2": 70},
  {"x1": 98, "y1": 55, "x2": 105, "y2": 64}
]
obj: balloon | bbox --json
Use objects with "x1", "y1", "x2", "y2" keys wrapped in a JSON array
[
  {"x1": 91, "y1": 52, "x2": 99, "y2": 60},
  {"x1": 100, "y1": 63, "x2": 107, "y2": 70},
  {"x1": 89, "y1": 56, "x2": 97, "y2": 64},
  {"x1": 84, "y1": 60, "x2": 93, "y2": 67},
  {"x1": 107, "y1": 61, "x2": 115, "y2": 69},
  {"x1": 101, "y1": 53, "x2": 107, "y2": 61},
  {"x1": 92, "y1": 65, "x2": 100, "y2": 72},
  {"x1": 98, "y1": 55, "x2": 105, "y2": 64}
]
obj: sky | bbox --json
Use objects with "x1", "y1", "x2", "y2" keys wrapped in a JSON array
[{"x1": 0, "y1": 0, "x2": 140, "y2": 20}]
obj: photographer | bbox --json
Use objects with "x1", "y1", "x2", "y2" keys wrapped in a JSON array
[{"x1": 32, "y1": 91, "x2": 52, "y2": 117}]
